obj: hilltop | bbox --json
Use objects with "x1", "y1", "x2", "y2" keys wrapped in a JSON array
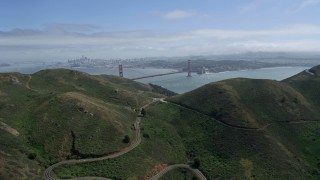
[
  {"x1": 169, "y1": 65, "x2": 320, "y2": 128},
  {"x1": 168, "y1": 78, "x2": 320, "y2": 129},
  {"x1": 284, "y1": 65, "x2": 320, "y2": 109}
]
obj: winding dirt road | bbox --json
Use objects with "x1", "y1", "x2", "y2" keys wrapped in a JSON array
[
  {"x1": 44, "y1": 106, "x2": 144, "y2": 180},
  {"x1": 44, "y1": 98, "x2": 320, "y2": 179},
  {"x1": 149, "y1": 164, "x2": 207, "y2": 180},
  {"x1": 43, "y1": 100, "x2": 207, "y2": 180}
]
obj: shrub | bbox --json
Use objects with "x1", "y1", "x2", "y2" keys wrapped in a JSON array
[
  {"x1": 122, "y1": 135, "x2": 130, "y2": 144},
  {"x1": 143, "y1": 133, "x2": 150, "y2": 138},
  {"x1": 141, "y1": 108, "x2": 146, "y2": 117},
  {"x1": 192, "y1": 158, "x2": 200, "y2": 168},
  {"x1": 28, "y1": 153, "x2": 37, "y2": 160}
]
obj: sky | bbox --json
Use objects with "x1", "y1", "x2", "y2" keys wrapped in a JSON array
[{"x1": 0, "y1": 0, "x2": 320, "y2": 61}]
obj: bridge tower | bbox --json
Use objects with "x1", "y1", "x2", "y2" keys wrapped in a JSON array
[
  {"x1": 119, "y1": 64, "x2": 123, "y2": 77},
  {"x1": 187, "y1": 60, "x2": 192, "y2": 77}
]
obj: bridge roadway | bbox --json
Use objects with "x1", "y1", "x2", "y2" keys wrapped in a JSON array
[
  {"x1": 43, "y1": 99, "x2": 207, "y2": 180},
  {"x1": 131, "y1": 71, "x2": 183, "y2": 80}
]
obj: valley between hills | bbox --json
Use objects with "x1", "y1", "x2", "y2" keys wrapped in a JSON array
[{"x1": 1, "y1": 66, "x2": 320, "y2": 179}]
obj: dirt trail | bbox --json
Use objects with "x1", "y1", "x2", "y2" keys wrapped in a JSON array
[
  {"x1": 149, "y1": 164, "x2": 207, "y2": 180},
  {"x1": 44, "y1": 99, "x2": 208, "y2": 180},
  {"x1": 44, "y1": 112, "x2": 142, "y2": 180},
  {"x1": 26, "y1": 75, "x2": 32, "y2": 89},
  {"x1": 170, "y1": 102, "x2": 320, "y2": 131},
  {"x1": 305, "y1": 69, "x2": 315, "y2": 76},
  {"x1": 144, "y1": 164, "x2": 168, "y2": 179}
]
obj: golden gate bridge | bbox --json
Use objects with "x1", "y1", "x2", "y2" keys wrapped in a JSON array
[{"x1": 118, "y1": 60, "x2": 192, "y2": 80}]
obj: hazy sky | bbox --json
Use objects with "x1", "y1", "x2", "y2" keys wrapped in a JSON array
[{"x1": 1, "y1": 0, "x2": 320, "y2": 61}]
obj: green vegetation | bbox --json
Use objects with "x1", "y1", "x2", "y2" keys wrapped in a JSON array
[
  {"x1": 55, "y1": 101, "x2": 318, "y2": 179},
  {"x1": 122, "y1": 135, "x2": 130, "y2": 144},
  {"x1": 149, "y1": 83, "x2": 178, "y2": 96},
  {"x1": 54, "y1": 102, "x2": 188, "y2": 179},
  {"x1": 168, "y1": 78, "x2": 319, "y2": 129},
  {"x1": 0, "y1": 69, "x2": 157, "y2": 179},
  {"x1": 141, "y1": 108, "x2": 146, "y2": 117},
  {"x1": 159, "y1": 168, "x2": 199, "y2": 180},
  {"x1": 166, "y1": 65, "x2": 320, "y2": 178},
  {"x1": 284, "y1": 66, "x2": 320, "y2": 111},
  {"x1": 192, "y1": 158, "x2": 200, "y2": 169},
  {"x1": 1, "y1": 66, "x2": 320, "y2": 179}
]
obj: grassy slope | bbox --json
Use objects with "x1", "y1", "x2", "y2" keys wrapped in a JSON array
[
  {"x1": 167, "y1": 65, "x2": 320, "y2": 178},
  {"x1": 2, "y1": 66, "x2": 320, "y2": 179},
  {"x1": 168, "y1": 78, "x2": 318, "y2": 129},
  {"x1": 55, "y1": 102, "x2": 188, "y2": 179},
  {"x1": 281, "y1": 65, "x2": 320, "y2": 169},
  {"x1": 0, "y1": 73, "x2": 43, "y2": 179},
  {"x1": 0, "y1": 69, "x2": 156, "y2": 179},
  {"x1": 159, "y1": 168, "x2": 198, "y2": 180},
  {"x1": 56, "y1": 102, "x2": 316, "y2": 179},
  {"x1": 284, "y1": 65, "x2": 320, "y2": 113}
]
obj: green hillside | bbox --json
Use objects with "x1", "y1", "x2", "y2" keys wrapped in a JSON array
[
  {"x1": 56, "y1": 101, "x2": 318, "y2": 179},
  {"x1": 159, "y1": 168, "x2": 197, "y2": 180},
  {"x1": 1, "y1": 66, "x2": 320, "y2": 179},
  {"x1": 284, "y1": 65, "x2": 320, "y2": 109},
  {"x1": 167, "y1": 65, "x2": 320, "y2": 178},
  {"x1": 168, "y1": 78, "x2": 319, "y2": 129},
  {"x1": 55, "y1": 66, "x2": 320, "y2": 179},
  {"x1": 0, "y1": 69, "x2": 157, "y2": 179}
]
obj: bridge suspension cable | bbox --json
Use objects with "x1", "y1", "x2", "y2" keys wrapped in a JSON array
[
  {"x1": 125, "y1": 68, "x2": 149, "y2": 75},
  {"x1": 144, "y1": 76, "x2": 186, "y2": 84},
  {"x1": 118, "y1": 60, "x2": 192, "y2": 80}
]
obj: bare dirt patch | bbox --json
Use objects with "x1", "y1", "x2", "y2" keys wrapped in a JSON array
[
  {"x1": 0, "y1": 121, "x2": 19, "y2": 136},
  {"x1": 0, "y1": 90, "x2": 8, "y2": 97},
  {"x1": 143, "y1": 163, "x2": 169, "y2": 179},
  {"x1": 57, "y1": 133, "x2": 71, "y2": 161},
  {"x1": 62, "y1": 92, "x2": 130, "y2": 133},
  {"x1": 240, "y1": 158, "x2": 254, "y2": 180},
  {"x1": 0, "y1": 153, "x2": 41, "y2": 179},
  {"x1": 0, "y1": 75, "x2": 21, "y2": 85},
  {"x1": 0, "y1": 150, "x2": 12, "y2": 157}
]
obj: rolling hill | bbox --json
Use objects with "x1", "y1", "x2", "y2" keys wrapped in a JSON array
[
  {"x1": 1, "y1": 66, "x2": 320, "y2": 179},
  {"x1": 0, "y1": 69, "x2": 158, "y2": 179},
  {"x1": 167, "y1": 65, "x2": 320, "y2": 179}
]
